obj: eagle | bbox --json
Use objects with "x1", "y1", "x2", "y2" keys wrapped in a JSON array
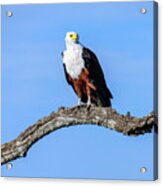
[{"x1": 62, "y1": 32, "x2": 113, "y2": 107}]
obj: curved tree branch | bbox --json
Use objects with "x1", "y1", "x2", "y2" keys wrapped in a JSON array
[{"x1": 1, "y1": 106, "x2": 157, "y2": 165}]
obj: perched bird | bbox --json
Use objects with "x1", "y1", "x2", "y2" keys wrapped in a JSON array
[{"x1": 62, "y1": 32, "x2": 113, "y2": 107}]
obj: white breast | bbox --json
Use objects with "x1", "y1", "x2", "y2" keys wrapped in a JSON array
[{"x1": 63, "y1": 44, "x2": 85, "y2": 79}]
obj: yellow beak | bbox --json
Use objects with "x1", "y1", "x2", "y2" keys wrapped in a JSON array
[{"x1": 71, "y1": 33, "x2": 77, "y2": 41}]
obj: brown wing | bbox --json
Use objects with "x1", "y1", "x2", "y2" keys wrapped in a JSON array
[{"x1": 82, "y1": 47, "x2": 113, "y2": 107}]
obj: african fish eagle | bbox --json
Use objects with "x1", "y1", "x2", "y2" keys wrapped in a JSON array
[{"x1": 62, "y1": 32, "x2": 113, "y2": 107}]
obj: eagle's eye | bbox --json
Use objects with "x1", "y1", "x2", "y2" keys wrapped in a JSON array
[{"x1": 70, "y1": 34, "x2": 73, "y2": 38}]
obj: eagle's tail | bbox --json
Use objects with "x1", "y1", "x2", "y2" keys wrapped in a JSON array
[
  {"x1": 94, "y1": 87, "x2": 112, "y2": 107},
  {"x1": 95, "y1": 96, "x2": 112, "y2": 107}
]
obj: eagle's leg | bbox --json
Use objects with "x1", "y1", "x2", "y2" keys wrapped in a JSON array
[
  {"x1": 86, "y1": 84, "x2": 92, "y2": 108},
  {"x1": 77, "y1": 97, "x2": 82, "y2": 107},
  {"x1": 86, "y1": 95, "x2": 91, "y2": 107}
]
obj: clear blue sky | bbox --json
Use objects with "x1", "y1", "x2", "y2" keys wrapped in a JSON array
[{"x1": 1, "y1": 1, "x2": 156, "y2": 180}]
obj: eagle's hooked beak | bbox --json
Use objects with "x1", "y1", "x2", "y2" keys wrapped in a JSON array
[{"x1": 70, "y1": 33, "x2": 78, "y2": 41}]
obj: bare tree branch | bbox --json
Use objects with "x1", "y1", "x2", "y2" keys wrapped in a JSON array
[{"x1": 1, "y1": 106, "x2": 157, "y2": 165}]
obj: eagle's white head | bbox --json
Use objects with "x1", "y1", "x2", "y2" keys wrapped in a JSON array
[{"x1": 65, "y1": 32, "x2": 79, "y2": 45}]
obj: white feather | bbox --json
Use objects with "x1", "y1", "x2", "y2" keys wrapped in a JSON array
[{"x1": 63, "y1": 43, "x2": 85, "y2": 79}]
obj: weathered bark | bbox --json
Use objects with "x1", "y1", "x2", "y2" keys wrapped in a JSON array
[{"x1": 1, "y1": 106, "x2": 157, "y2": 165}]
